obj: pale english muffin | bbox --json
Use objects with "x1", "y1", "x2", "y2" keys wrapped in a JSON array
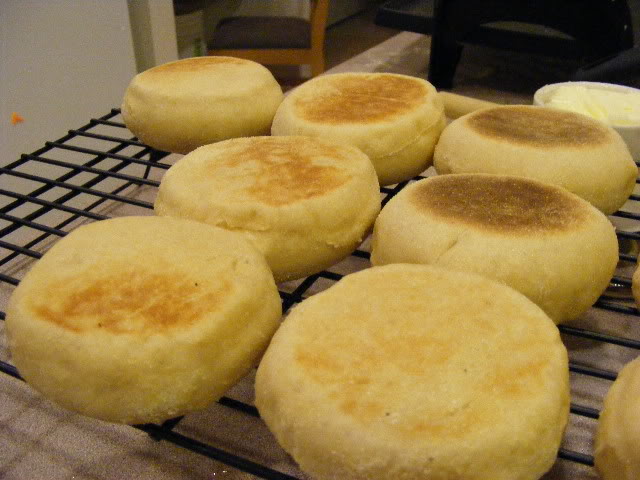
[
  {"x1": 5, "y1": 216, "x2": 282, "y2": 424},
  {"x1": 255, "y1": 264, "x2": 570, "y2": 480},
  {"x1": 632, "y1": 265, "x2": 640, "y2": 307},
  {"x1": 595, "y1": 355, "x2": 640, "y2": 480},
  {"x1": 154, "y1": 136, "x2": 381, "y2": 283},
  {"x1": 271, "y1": 72, "x2": 446, "y2": 186},
  {"x1": 121, "y1": 56, "x2": 283, "y2": 154},
  {"x1": 370, "y1": 174, "x2": 618, "y2": 324},
  {"x1": 433, "y1": 105, "x2": 638, "y2": 214}
]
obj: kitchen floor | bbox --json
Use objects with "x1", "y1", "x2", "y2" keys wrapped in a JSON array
[
  {"x1": 272, "y1": 3, "x2": 398, "y2": 87},
  {"x1": 324, "y1": 4, "x2": 398, "y2": 70}
]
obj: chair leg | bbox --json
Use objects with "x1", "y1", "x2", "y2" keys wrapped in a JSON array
[
  {"x1": 310, "y1": 55, "x2": 325, "y2": 77},
  {"x1": 428, "y1": 35, "x2": 463, "y2": 89}
]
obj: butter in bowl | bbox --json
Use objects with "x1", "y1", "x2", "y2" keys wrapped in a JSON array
[{"x1": 533, "y1": 81, "x2": 640, "y2": 160}]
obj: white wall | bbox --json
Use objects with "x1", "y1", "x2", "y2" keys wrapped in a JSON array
[
  {"x1": 0, "y1": 0, "x2": 138, "y2": 165},
  {"x1": 128, "y1": 0, "x2": 179, "y2": 71}
]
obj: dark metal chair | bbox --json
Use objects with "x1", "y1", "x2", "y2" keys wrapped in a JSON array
[{"x1": 428, "y1": 0, "x2": 634, "y2": 89}]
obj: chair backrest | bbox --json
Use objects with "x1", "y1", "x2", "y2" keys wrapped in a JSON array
[{"x1": 207, "y1": 0, "x2": 331, "y2": 78}]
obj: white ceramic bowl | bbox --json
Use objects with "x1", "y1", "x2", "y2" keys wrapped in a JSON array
[{"x1": 534, "y1": 81, "x2": 640, "y2": 161}]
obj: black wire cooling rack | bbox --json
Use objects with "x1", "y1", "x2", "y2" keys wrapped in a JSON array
[{"x1": 1, "y1": 108, "x2": 640, "y2": 479}]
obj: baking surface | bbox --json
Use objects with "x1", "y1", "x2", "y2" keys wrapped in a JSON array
[{"x1": 1, "y1": 32, "x2": 639, "y2": 479}]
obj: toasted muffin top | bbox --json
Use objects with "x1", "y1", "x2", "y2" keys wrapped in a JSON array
[
  {"x1": 264, "y1": 264, "x2": 567, "y2": 444},
  {"x1": 33, "y1": 267, "x2": 233, "y2": 334},
  {"x1": 158, "y1": 136, "x2": 371, "y2": 208},
  {"x1": 129, "y1": 56, "x2": 279, "y2": 96},
  {"x1": 148, "y1": 56, "x2": 248, "y2": 74},
  {"x1": 16, "y1": 216, "x2": 272, "y2": 336},
  {"x1": 466, "y1": 105, "x2": 610, "y2": 148},
  {"x1": 290, "y1": 73, "x2": 434, "y2": 124},
  {"x1": 409, "y1": 174, "x2": 591, "y2": 234}
]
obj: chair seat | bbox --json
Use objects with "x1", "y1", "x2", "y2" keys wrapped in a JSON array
[{"x1": 208, "y1": 16, "x2": 311, "y2": 50}]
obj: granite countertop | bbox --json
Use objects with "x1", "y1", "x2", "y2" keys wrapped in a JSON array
[{"x1": 1, "y1": 32, "x2": 638, "y2": 480}]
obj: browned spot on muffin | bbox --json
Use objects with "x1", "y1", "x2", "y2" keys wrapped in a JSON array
[
  {"x1": 399, "y1": 407, "x2": 485, "y2": 440},
  {"x1": 33, "y1": 271, "x2": 231, "y2": 334},
  {"x1": 294, "y1": 333, "x2": 493, "y2": 440},
  {"x1": 294, "y1": 324, "x2": 463, "y2": 428},
  {"x1": 410, "y1": 175, "x2": 589, "y2": 233},
  {"x1": 210, "y1": 137, "x2": 351, "y2": 206},
  {"x1": 295, "y1": 328, "x2": 540, "y2": 438},
  {"x1": 290, "y1": 297, "x2": 551, "y2": 440},
  {"x1": 148, "y1": 56, "x2": 247, "y2": 75},
  {"x1": 467, "y1": 106, "x2": 609, "y2": 147},
  {"x1": 485, "y1": 359, "x2": 548, "y2": 397},
  {"x1": 294, "y1": 74, "x2": 429, "y2": 124}
]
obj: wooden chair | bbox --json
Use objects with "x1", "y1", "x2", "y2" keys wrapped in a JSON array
[{"x1": 207, "y1": 0, "x2": 330, "y2": 77}]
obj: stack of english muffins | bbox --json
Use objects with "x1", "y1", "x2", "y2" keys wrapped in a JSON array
[{"x1": 6, "y1": 56, "x2": 638, "y2": 480}]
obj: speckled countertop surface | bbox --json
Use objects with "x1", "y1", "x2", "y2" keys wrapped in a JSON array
[{"x1": 1, "y1": 32, "x2": 639, "y2": 480}]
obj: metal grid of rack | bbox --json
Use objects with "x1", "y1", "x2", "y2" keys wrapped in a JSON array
[{"x1": 1, "y1": 109, "x2": 639, "y2": 479}]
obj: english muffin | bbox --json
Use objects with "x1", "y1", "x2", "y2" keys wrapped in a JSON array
[
  {"x1": 256, "y1": 264, "x2": 570, "y2": 480},
  {"x1": 154, "y1": 136, "x2": 381, "y2": 283},
  {"x1": 632, "y1": 265, "x2": 640, "y2": 308},
  {"x1": 5, "y1": 216, "x2": 282, "y2": 424},
  {"x1": 370, "y1": 174, "x2": 618, "y2": 324},
  {"x1": 271, "y1": 72, "x2": 446, "y2": 186},
  {"x1": 121, "y1": 56, "x2": 283, "y2": 154},
  {"x1": 433, "y1": 105, "x2": 637, "y2": 214},
  {"x1": 595, "y1": 355, "x2": 640, "y2": 480}
]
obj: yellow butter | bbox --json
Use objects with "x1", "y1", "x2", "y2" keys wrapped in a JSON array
[{"x1": 547, "y1": 85, "x2": 640, "y2": 127}]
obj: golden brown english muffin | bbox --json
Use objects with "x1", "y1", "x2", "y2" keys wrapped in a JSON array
[
  {"x1": 271, "y1": 72, "x2": 445, "y2": 186},
  {"x1": 121, "y1": 56, "x2": 283, "y2": 154},
  {"x1": 433, "y1": 105, "x2": 638, "y2": 214},
  {"x1": 595, "y1": 355, "x2": 640, "y2": 480},
  {"x1": 370, "y1": 174, "x2": 618, "y2": 324},
  {"x1": 154, "y1": 136, "x2": 381, "y2": 283},
  {"x1": 5, "y1": 216, "x2": 282, "y2": 424},
  {"x1": 255, "y1": 264, "x2": 570, "y2": 480}
]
